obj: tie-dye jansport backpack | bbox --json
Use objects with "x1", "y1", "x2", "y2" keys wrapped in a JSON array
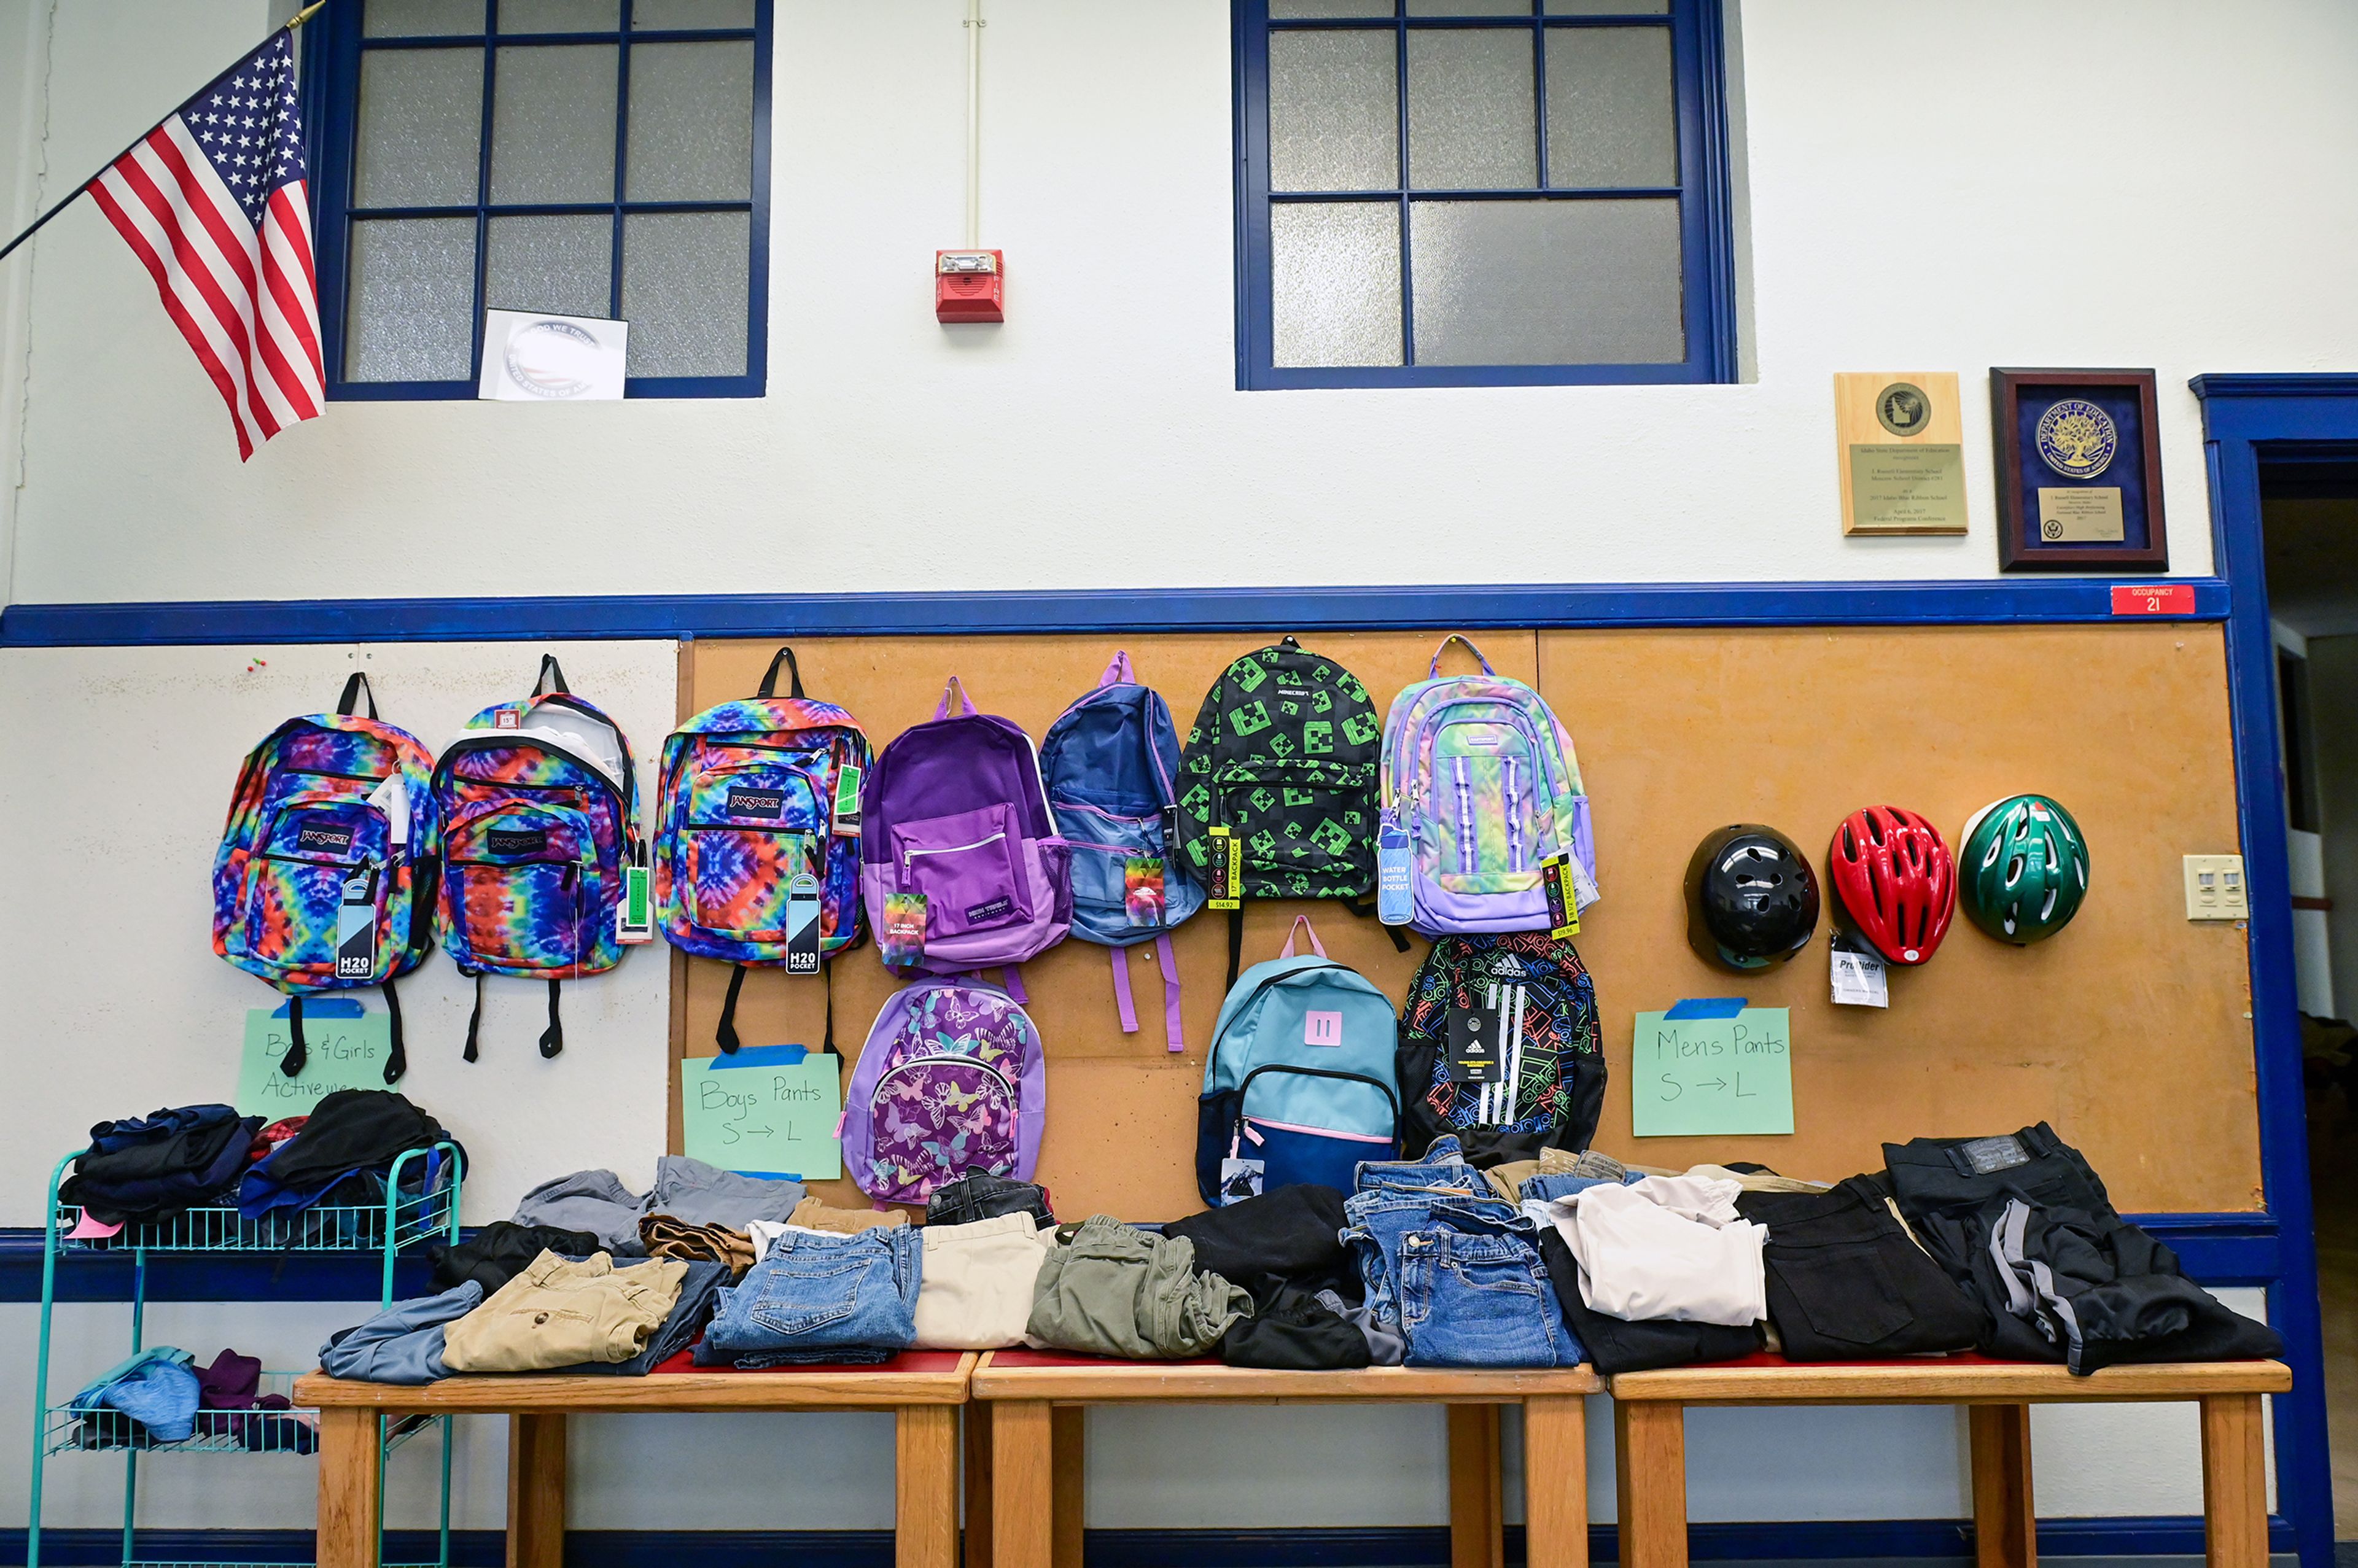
[
  {"x1": 842, "y1": 977, "x2": 1046, "y2": 1205},
  {"x1": 655, "y1": 646, "x2": 871, "y2": 1054},
  {"x1": 213, "y1": 673, "x2": 441, "y2": 1081},
  {"x1": 432, "y1": 656, "x2": 639, "y2": 1062}
]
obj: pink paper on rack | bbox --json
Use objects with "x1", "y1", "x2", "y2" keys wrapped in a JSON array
[{"x1": 65, "y1": 1213, "x2": 122, "y2": 1241}]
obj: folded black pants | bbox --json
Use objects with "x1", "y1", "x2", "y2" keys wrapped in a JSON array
[{"x1": 1735, "y1": 1176, "x2": 1982, "y2": 1360}]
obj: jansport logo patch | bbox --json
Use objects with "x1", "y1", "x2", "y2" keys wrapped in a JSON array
[
  {"x1": 726, "y1": 786, "x2": 785, "y2": 819},
  {"x1": 296, "y1": 823, "x2": 354, "y2": 855},
  {"x1": 964, "y1": 896, "x2": 1015, "y2": 925},
  {"x1": 488, "y1": 827, "x2": 550, "y2": 857}
]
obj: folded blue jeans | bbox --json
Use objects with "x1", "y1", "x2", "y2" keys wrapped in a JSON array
[
  {"x1": 704, "y1": 1224, "x2": 921, "y2": 1357},
  {"x1": 1398, "y1": 1205, "x2": 1581, "y2": 1369},
  {"x1": 1342, "y1": 1185, "x2": 1517, "y2": 1331}
]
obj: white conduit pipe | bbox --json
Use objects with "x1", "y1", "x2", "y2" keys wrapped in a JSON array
[{"x1": 965, "y1": 0, "x2": 984, "y2": 250}]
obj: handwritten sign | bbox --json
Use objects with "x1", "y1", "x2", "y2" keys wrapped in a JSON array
[
  {"x1": 236, "y1": 1002, "x2": 391, "y2": 1117},
  {"x1": 1630, "y1": 1007, "x2": 1793, "y2": 1138},
  {"x1": 680, "y1": 1049, "x2": 841, "y2": 1181}
]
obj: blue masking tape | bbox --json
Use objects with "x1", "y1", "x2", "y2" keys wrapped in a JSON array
[
  {"x1": 271, "y1": 997, "x2": 365, "y2": 1019},
  {"x1": 708, "y1": 1044, "x2": 811, "y2": 1070},
  {"x1": 1662, "y1": 997, "x2": 1748, "y2": 1020}
]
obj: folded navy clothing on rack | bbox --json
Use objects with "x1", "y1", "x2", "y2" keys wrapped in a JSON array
[
  {"x1": 240, "y1": 1090, "x2": 457, "y2": 1220},
  {"x1": 61, "y1": 1106, "x2": 260, "y2": 1225}
]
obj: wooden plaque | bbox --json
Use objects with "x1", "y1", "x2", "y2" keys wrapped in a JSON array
[{"x1": 1835, "y1": 371, "x2": 1969, "y2": 536}]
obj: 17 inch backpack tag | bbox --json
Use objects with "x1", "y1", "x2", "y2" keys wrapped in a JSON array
[
  {"x1": 336, "y1": 866, "x2": 378, "y2": 980},
  {"x1": 1376, "y1": 813, "x2": 1412, "y2": 925},
  {"x1": 1539, "y1": 854, "x2": 1581, "y2": 939},
  {"x1": 1447, "y1": 1006, "x2": 1503, "y2": 1083},
  {"x1": 785, "y1": 872, "x2": 822, "y2": 973},
  {"x1": 1207, "y1": 826, "x2": 1242, "y2": 910},
  {"x1": 881, "y1": 892, "x2": 927, "y2": 967}
]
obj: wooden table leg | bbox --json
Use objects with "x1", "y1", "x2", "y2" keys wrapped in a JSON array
[
  {"x1": 991, "y1": 1402, "x2": 1055, "y2": 1568},
  {"x1": 1969, "y1": 1404, "x2": 2036, "y2": 1568},
  {"x1": 317, "y1": 1407, "x2": 382, "y2": 1568},
  {"x1": 1051, "y1": 1405, "x2": 1085, "y2": 1568},
  {"x1": 1613, "y1": 1402, "x2": 1687, "y2": 1568},
  {"x1": 2199, "y1": 1392, "x2": 2268, "y2": 1568},
  {"x1": 1447, "y1": 1405, "x2": 1505, "y2": 1568},
  {"x1": 898, "y1": 1405, "x2": 961, "y2": 1568},
  {"x1": 964, "y1": 1402, "x2": 994, "y2": 1568},
  {"x1": 1523, "y1": 1395, "x2": 1590, "y2": 1568},
  {"x1": 507, "y1": 1412, "x2": 566, "y2": 1568}
]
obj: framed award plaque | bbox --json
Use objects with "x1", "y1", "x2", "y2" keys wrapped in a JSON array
[
  {"x1": 1834, "y1": 371, "x2": 1968, "y2": 536},
  {"x1": 1992, "y1": 368, "x2": 2168, "y2": 572}
]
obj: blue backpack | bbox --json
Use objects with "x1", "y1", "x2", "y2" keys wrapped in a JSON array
[
  {"x1": 1196, "y1": 917, "x2": 1399, "y2": 1205},
  {"x1": 1040, "y1": 652, "x2": 1204, "y2": 1050}
]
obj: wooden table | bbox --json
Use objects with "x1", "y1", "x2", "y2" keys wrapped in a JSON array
[
  {"x1": 295, "y1": 1349, "x2": 976, "y2": 1568},
  {"x1": 1606, "y1": 1354, "x2": 2293, "y2": 1568},
  {"x1": 967, "y1": 1349, "x2": 1603, "y2": 1568}
]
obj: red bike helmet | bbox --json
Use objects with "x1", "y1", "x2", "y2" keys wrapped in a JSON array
[{"x1": 1827, "y1": 806, "x2": 1955, "y2": 965}]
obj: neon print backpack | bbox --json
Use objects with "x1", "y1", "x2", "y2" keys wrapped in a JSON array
[
  {"x1": 1395, "y1": 931, "x2": 1605, "y2": 1155},
  {"x1": 432, "y1": 656, "x2": 639, "y2": 1063},
  {"x1": 1378, "y1": 635, "x2": 1598, "y2": 936},
  {"x1": 655, "y1": 647, "x2": 871, "y2": 1054},
  {"x1": 214, "y1": 674, "x2": 440, "y2": 1082},
  {"x1": 859, "y1": 675, "x2": 1072, "y2": 980},
  {"x1": 1195, "y1": 917, "x2": 1399, "y2": 1206},
  {"x1": 843, "y1": 977, "x2": 1046, "y2": 1204},
  {"x1": 1038, "y1": 651, "x2": 1203, "y2": 1052}
]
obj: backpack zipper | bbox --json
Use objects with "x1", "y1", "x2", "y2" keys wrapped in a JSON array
[
  {"x1": 873, "y1": 1054, "x2": 1019, "y2": 1113},
  {"x1": 901, "y1": 830, "x2": 1008, "y2": 869}
]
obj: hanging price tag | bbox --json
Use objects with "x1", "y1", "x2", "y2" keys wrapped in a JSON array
[
  {"x1": 881, "y1": 892, "x2": 927, "y2": 968},
  {"x1": 1831, "y1": 936, "x2": 1888, "y2": 1008},
  {"x1": 1376, "y1": 813, "x2": 1413, "y2": 926},
  {"x1": 1540, "y1": 853, "x2": 1581, "y2": 939},
  {"x1": 785, "y1": 871, "x2": 823, "y2": 973},
  {"x1": 832, "y1": 763, "x2": 863, "y2": 838},
  {"x1": 1207, "y1": 826, "x2": 1242, "y2": 911},
  {"x1": 616, "y1": 863, "x2": 654, "y2": 944}
]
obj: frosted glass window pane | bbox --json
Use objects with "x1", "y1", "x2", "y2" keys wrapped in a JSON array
[
  {"x1": 487, "y1": 214, "x2": 612, "y2": 318},
  {"x1": 1409, "y1": 198, "x2": 1682, "y2": 364},
  {"x1": 634, "y1": 0, "x2": 756, "y2": 26},
  {"x1": 365, "y1": 0, "x2": 483, "y2": 37},
  {"x1": 346, "y1": 217, "x2": 477, "y2": 381},
  {"x1": 355, "y1": 49, "x2": 484, "y2": 207},
  {"x1": 489, "y1": 45, "x2": 618, "y2": 203},
  {"x1": 501, "y1": 0, "x2": 620, "y2": 31},
  {"x1": 1406, "y1": 30, "x2": 1535, "y2": 188},
  {"x1": 621, "y1": 211, "x2": 749, "y2": 377},
  {"x1": 1545, "y1": 26, "x2": 1675, "y2": 187},
  {"x1": 1268, "y1": 31, "x2": 1398, "y2": 192},
  {"x1": 1270, "y1": 201, "x2": 1402, "y2": 367},
  {"x1": 1408, "y1": 0, "x2": 1530, "y2": 14},
  {"x1": 1546, "y1": 0, "x2": 1665, "y2": 12},
  {"x1": 627, "y1": 41, "x2": 754, "y2": 201},
  {"x1": 1270, "y1": 0, "x2": 1394, "y2": 16}
]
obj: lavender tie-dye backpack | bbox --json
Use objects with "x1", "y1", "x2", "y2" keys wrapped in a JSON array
[
  {"x1": 843, "y1": 977, "x2": 1047, "y2": 1203},
  {"x1": 859, "y1": 676, "x2": 1072, "y2": 979},
  {"x1": 432, "y1": 656, "x2": 639, "y2": 1063}
]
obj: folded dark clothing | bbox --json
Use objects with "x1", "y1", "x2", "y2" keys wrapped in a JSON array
[
  {"x1": 62, "y1": 1106, "x2": 261, "y2": 1224},
  {"x1": 554, "y1": 1261, "x2": 729, "y2": 1376},
  {"x1": 1434, "y1": 1128, "x2": 1553, "y2": 1170},
  {"x1": 1220, "y1": 1279, "x2": 1371, "y2": 1371},
  {"x1": 1162, "y1": 1184, "x2": 1356, "y2": 1300},
  {"x1": 1736, "y1": 1177, "x2": 1982, "y2": 1360},
  {"x1": 1535, "y1": 1228, "x2": 1761, "y2": 1374},
  {"x1": 240, "y1": 1090, "x2": 457, "y2": 1219},
  {"x1": 927, "y1": 1171, "x2": 1055, "y2": 1229},
  {"x1": 432, "y1": 1221, "x2": 604, "y2": 1295}
]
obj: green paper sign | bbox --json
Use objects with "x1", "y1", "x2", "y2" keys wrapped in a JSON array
[
  {"x1": 680, "y1": 1054, "x2": 842, "y2": 1181},
  {"x1": 1630, "y1": 1007, "x2": 1794, "y2": 1138},
  {"x1": 235, "y1": 1008, "x2": 393, "y2": 1117}
]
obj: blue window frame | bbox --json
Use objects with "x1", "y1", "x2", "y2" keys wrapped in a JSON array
[
  {"x1": 304, "y1": 0, "x2": 771, "y2": 400},
  {"x1": 1231, "y1": 0, "x2": 1734, "y2": 390}
]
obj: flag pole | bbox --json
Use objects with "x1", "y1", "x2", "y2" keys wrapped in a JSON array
[{"x1": 0, "y1": 0, "x2": 329, "y2": 269}]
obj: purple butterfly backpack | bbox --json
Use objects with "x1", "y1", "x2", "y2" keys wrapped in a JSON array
[
  {"x1": 859, "y1": 675, "x2": 1072, "y2": 980},
  {"x1": 842, "y1": 977, "x2": 1047, "y2": 1203}
]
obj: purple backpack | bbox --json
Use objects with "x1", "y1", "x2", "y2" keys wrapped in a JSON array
[
  {"x1": 860, "y1": 677, "x2": 1072, "y2": 978},
  {"x1": 842, "y1": 977, "x2": 1047, "y2": 1203}
]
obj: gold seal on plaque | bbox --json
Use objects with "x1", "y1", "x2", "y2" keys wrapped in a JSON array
[{"x1": 1876, "y1": 382, "x2": 1932, "y2": 437}]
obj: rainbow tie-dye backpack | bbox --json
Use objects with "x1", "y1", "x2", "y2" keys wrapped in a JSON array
[
  {"x1": 432, "y1": 656, "x2": 640, "y2": 1062},
  {"x1": 654, "y1": 646, "x2": 871, "y2": 1054},
  {"x1": 212, "y1": 674, "x2": 441, "y2": 1081}
]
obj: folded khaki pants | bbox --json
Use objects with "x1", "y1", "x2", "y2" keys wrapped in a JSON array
[{"x1": 442, "y1": 1251, "x2": 685, "y2": 1373}]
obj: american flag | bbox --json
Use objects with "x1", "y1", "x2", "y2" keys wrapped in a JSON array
[{"x1": 87, "y1": 30, "x2": 321, "y2": 462}]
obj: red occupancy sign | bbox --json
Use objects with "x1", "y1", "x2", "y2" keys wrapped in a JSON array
[{"x1": 2110, "y1": 583, "x2": 2196, "y2": 616}]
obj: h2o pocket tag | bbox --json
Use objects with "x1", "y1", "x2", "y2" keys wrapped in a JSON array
[
  {"x1": 1125, "y1": 857, "x2": 1165, "y2": 925},
  {"x1": 336, "y1": 865, "x2": 378, "y2": 980},
  {"x1": 881, "y1": 892, "x2": 927, "y2": 968},
  {"x1": 1376, "y1": 813, "x2": 1412, "y2": 926},
  {"x1": 785, "y1": 871, "x2": 822, "y2": 973}
]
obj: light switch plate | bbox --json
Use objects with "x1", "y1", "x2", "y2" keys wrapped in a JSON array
[{"x1": 2184, "y1": 854, "x2": 2249, "y2": 920}]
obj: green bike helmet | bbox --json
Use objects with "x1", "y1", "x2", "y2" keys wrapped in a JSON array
[{"x1": 1958, "y1": 795, "x2": 2088, "y2": 944}]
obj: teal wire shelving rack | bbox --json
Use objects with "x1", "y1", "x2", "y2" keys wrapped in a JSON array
[{"x1": 29, "y1": 1141, "x2": 466, "y2": 1568}]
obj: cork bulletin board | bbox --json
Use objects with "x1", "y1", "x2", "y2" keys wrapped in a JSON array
[{"x1": 671, "y1": 623, "x2": 2258, "y2": 1221}]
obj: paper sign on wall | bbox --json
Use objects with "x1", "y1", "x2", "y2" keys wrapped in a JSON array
[
  {"x1": 1631, "y1": 1006, "x2": 1794, "y2": 1138},
  {"x1": 478, "y1": 309, "x2": 627, "y2": 402},
  {"x1": 680, "y1": 1047, "x2": 842, "y2": 1181},
  {"x1": 235, "y1": 1001, "x2": 391, "y2": 1116}
]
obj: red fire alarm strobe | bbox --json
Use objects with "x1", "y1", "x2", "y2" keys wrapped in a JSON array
[{"x1": 936, "y1": 250, "x2": 1003, "y2": 323}]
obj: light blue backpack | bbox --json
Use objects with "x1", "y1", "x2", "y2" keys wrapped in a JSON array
[
  {"x1": 1040, "y1": 652, "x2": 1204, "y2": 1050},
  {"x1": 1195, "y1": 917, "x2": 1399, "y2": 1205}
]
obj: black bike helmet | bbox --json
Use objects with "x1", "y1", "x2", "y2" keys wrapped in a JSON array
[{"x1": 1686, "y1": 825, "x2": 1821, "y2": 971}]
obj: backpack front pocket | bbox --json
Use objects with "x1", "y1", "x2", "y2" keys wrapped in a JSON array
[
  {"x1": 447, "y1": 802, "x2": 591, "y2": 971},
  {"x1": 1428, "y1": 721, "x2": 1544, "y2": 893},
  {"x1": 685, "y1": 755, "x2": 825, "y2": 940},
  {"x1": 235, "y1": 799, "x2": 388, "y2": 974},
  {"x1": 891, "y1": 804, "x2": 1029, "y2": 939},
  {"x1": 1053, "y1": 798, "x2": 1165, "y2": 917},
  {"x1": 1214, "y1": 760, "x2": 1374, "y2": 893},
  {"x1": 863, "y1": 1054, "x2": 1019, "y2": 1200}
]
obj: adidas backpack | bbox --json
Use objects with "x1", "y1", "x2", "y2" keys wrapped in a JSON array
[
  {"x1": 655, "y1": 647, "x2": 871, "y2": 1054},
  {"x1": 213, "y1": 673, "x2": 440, "y2": 1081},
  {"x1": 1038, "y1": 651, "x2": 1203, "y2": 1051},
  {"x1": 1175, "y1": 637, "x2": 1386, "y2": 982},
  {"x1": 433, "y1": 656, "x2": 639, "y2": 1062},
  {"x1": 1379, "y1": 635, "x2": 1598, "y2": 935},
  {"x1": 1196, "y1": 917, "x2": 1399, "y2": 1206},
  {"x1": 860, "y1": 676, "x2": 1072, "y2": 979},
  {"x1": 1395, "y1": 931, "x2": 1605, "y2": 1155},
  {"x1": 844, "y1": 977, "x2": 1046, "y2": 1204}
]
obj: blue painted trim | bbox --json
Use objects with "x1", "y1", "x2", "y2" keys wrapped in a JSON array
[
  {"x1": 2187, "y1": 371, "x2": 2358, "y2": 1568},
  {"x1": 0, "y1": 576, "x2": 2231, "y2": 647},
  {"x1": 0, "y1": 1518, "x2": 2302, "y2": 1567}
]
